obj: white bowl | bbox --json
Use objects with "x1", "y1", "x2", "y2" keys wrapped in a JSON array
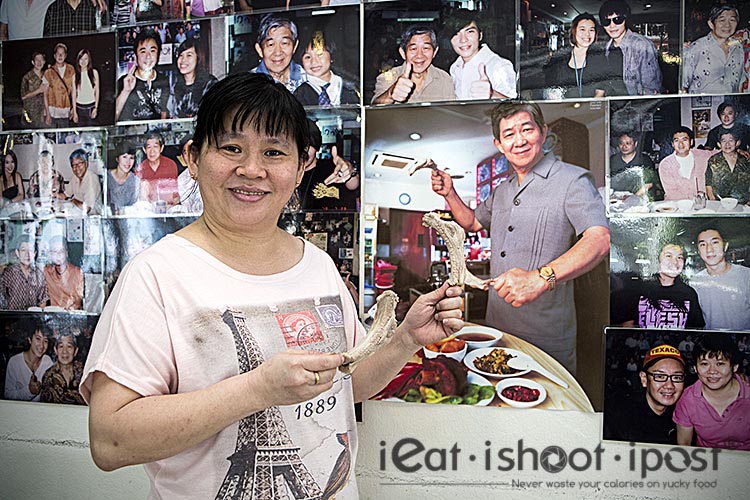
[
  {"x1": 720, "y1": 197, "x2": 738, "y2": 210},
  {"x1": 454, "y1": 325, "x2": 504, "y2": 350},
  {"x1": 495, "y1": 378, "x2": 547, "y2": 408},
  {"x1": 676, "y1": 199, "x2": 693, "y2": 212},
  {"x1": 423, "y1": 341, "x2": 467, "y2": 362}
]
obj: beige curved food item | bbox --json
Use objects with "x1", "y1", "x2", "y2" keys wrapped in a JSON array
[
  {"x1": 422, "y1": 212, "x2": 487, "y2": 290},
  {"x1": 340, "y1": 291, "x2": 399, "y2": 374},
  {"x1": 408, "y1": 158, "x2": 437, "y2": 176}
]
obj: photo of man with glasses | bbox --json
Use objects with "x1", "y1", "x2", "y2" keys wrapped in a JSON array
[
  {"x1": 599, "y1": 0, "x2": 663, "y2": 95},
  {"x1": 604, "y1": 344, "x2": 686, "y2": 444}
]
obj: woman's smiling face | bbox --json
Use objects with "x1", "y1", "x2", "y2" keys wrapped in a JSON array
[{"x1": 189, "y1": 120, "x2": 303, "y2": 232}]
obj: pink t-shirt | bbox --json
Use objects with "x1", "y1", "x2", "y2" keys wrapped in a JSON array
[
  {"x1": 82, "y1": 235, "x2": 363, "y2": 499},
  {"x1": 673, "y1": 375, "x2": 750, "y2": 450}
]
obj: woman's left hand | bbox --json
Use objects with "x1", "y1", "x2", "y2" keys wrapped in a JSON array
[
  {"x1": 92, "y1": 108, "x2": 98, "y2": 119},
  {"x1": 401, "y1": 282, "x2": 464, "y2": 348}
]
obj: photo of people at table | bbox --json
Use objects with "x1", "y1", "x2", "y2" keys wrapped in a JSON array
[
  {"x1": 603, "y1": 327, "x2": 750, "y2": 450},
  {"x1": 363, "y1": 99, "x2": 609, "y2": 408},
  {"x1": 608, "y1": 96, "x2": 750, "y2": 212},
  {"x1": 0, "y1": 219, "x2": 104, "y2": 313},
  {"x1": 116, "y1": 19, "x2": 226, "y2": 123},
  {"x1": 1, "y1": 33, "x2": 116, "y2": 131},
  {"x1": 105, "y1": 121, "x2": 197, "y2": 215},
  {"x1": 520, "y1": 0, "x2": 679, "y2": 100},
  {"x1": 0, "y1": 132, "x2": 106, "y2": 219},
  {"x1": 1, "y1": 312, "x2": 98, "y2": 405},
  {"x1": 364, "y1": 0, "x2": 516, "y2": 105},
  {"x1": 683, "y1": 1, "x2": 750, "y2": 94},
  {"x1": 228, "y1": 5, "x2": 359, "y2": 108},
  {"x1": 610, "y1": 217, "x2": 750, "y2": 331}
]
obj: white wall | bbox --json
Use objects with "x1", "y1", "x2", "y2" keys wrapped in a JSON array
[
  {"x1": 364, "y1": 178, "x2": 474, "y2": 213},
  {"x1": 2, "y1": 400, "x2": 748, "y2": 499}
]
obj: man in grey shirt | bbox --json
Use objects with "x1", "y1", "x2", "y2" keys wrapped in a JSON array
[
  {"x1": 431, "y1": 101, "x2": 609, "y2": 372},
  {"x1": 691, "y1": 225, "x2": 750, "y2": 330}
]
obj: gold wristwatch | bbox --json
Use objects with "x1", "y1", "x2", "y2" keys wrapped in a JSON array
[{"x1": 538, "y1": 265, "x2": 556, "y2": 291}]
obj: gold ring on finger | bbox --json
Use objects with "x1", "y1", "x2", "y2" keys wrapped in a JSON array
[{"x1": 313, "y1": 371, "x2": 320, "y2": 385}]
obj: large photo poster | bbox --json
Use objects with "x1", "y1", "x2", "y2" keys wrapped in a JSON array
[{"x1": 363, "y1": 99, "x2": 608, "y2": 410}]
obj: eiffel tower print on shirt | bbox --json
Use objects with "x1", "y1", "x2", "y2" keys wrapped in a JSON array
[{"x1": 216, "y1": 308, "x2": 323, "y2": 500}]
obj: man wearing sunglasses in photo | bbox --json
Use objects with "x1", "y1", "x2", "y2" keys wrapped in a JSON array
[
  {"x1": 599, "y1": 0, "x2": 662, "y2": 96},
  {"x1": 604, "y1": 344, "x2": 686, "y2": 445}
]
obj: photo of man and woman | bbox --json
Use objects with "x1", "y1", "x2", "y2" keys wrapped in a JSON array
[
  {"x1": 364, "y1": 0, "x2": 516, "y2": 105},
  {"x1": 116, "y1": 19, "x2": 227, "y2": 122},
  {"x1": 1, "y1": 312, "x2": 99, "y2": 405},
  {"x1": 604, "y1": 327, "x2": 750, "y2": 451}
]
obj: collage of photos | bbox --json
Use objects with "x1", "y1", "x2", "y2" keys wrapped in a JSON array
[{"x1": 0, "y1": 0, "x2": 747, "y2": 464}]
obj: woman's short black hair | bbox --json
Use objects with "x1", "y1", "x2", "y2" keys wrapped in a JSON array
[
  {"x1": 191, "y1": 73, "x2": 309, "y2": 163},
  {"x1": 693, "y1": 334, "x2": 741, "y2": 367}
]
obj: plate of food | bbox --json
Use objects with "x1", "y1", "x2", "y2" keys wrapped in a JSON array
[
  {"x1": 653, "y1": 202, "x2": 678, "y2": 213},
  {"x1": 463, "y1": 347, "x2": 532, "y2": 379},
  {"x1": 377, "y1": 358, "x2": 495, "y2": 406}
]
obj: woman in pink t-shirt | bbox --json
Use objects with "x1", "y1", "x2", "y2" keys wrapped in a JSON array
[
  {"x1": 83, "y1": 73, "x2": 464, "y2": 498},
  {"x1": 674, "y1": 334, "x2": 750, "y2": 450}
]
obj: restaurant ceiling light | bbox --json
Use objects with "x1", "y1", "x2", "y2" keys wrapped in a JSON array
[
  {"x1": 311, "y1": 9, "x2": 335, "y2": 15},
  {"x1": 409, "y1": 132, "x2": 422, "y2": 141}
]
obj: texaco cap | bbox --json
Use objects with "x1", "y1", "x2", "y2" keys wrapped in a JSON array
[{"x1": 643, "y1": 344, "x2": 685, "y2": 370}]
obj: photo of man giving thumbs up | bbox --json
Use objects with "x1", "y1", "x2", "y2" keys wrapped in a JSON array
[
  {"x1": 371, "y1": 25, "x2": 455, "y2": 105},
  {"x1": 447, "y1": 10, "x2": 517, "y2": 100}
]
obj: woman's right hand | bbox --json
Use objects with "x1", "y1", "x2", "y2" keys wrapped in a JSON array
[{"x1": 250, "y1": 350, "x2": 343, "y2": 407}]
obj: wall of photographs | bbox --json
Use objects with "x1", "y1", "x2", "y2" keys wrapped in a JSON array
[{"x1": 1, "y1": 1, "x2": 750, "y2": 492}]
